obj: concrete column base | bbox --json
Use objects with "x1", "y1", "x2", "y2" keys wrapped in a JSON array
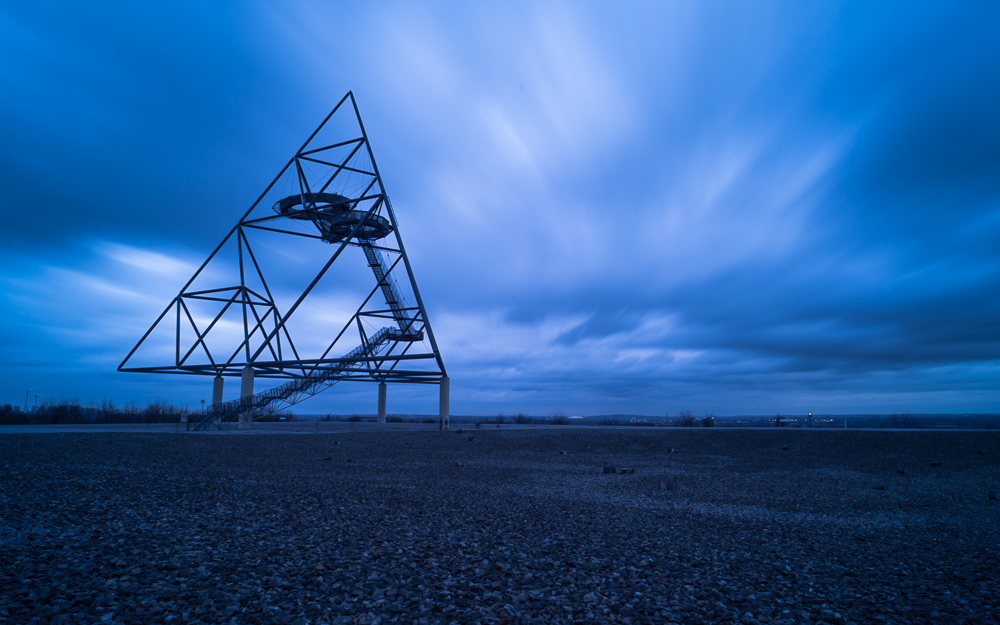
[
  {"x1": 212, "y1": 375, "x2": 224, "y2": 407},
  {"x1": 377, "y1": 381, "x2": 386, "y2": 424},
  {"x1": 239, "y1": 366, "x2": 254, "y2": 429},
  {"x1": 439, "y1": 375, "x2": 450, "y2": 430}
]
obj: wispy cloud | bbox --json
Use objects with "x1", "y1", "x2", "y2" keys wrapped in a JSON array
[{"x1": 1, "y1": 1, "x2": 999, "y2": 414}]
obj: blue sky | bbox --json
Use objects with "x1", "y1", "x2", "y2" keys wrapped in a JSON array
[{"x1": 2, "y1": 1, "x2": 999, "y2": 416}]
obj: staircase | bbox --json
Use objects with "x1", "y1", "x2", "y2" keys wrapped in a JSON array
[
  {"x1": 361, "y1": 242, "x2": 416, "y2": 334},
  {"x1": 193, "y1": 326, "x2": 406, "y2": 430}
]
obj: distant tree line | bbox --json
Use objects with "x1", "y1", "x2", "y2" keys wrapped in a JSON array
[
  {"x1": 668, "y1": 411, "x2": 715, "y2": 427},
  {"x1": 0, "y1": 398, "x2": 193, "y2": 425}
]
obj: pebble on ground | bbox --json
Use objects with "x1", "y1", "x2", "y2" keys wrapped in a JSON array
[{"x1": 1, "y1": 428, "x2": 998, "y2": 624}]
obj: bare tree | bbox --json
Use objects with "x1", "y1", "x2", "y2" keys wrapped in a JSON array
[{"x1": 889, "y1": 412, "x2": 917, "y2": 428}]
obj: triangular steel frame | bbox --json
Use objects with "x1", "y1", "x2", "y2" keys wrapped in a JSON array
[{"x1": 119, "y1": 92, "x2": 447, "y2": 396}]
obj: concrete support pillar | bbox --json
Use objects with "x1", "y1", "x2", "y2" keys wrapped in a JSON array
[
  {"x1": 239, "y1": 366, "x2": 254, "y2": 429},
  {"x1": 212, "y1": 375, "x2": 224, "y2": 407},
  {"x1": 377, "y1": 382, "x2": 387, "y2": 424},
  {"x1": 438, "y1": 375, "x2": 450, "y2": 430}
]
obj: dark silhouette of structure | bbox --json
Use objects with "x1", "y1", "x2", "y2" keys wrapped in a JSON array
[{"x1": 120, "y1": 92, "x2": 448, "y2": 429}]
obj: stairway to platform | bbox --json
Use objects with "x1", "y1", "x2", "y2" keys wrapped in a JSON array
[{"x1": 193, "y1": 325, "x2": 420, "y2": 430}]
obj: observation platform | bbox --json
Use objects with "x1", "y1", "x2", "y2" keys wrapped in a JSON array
[{"x1": 274, "y1": 192, "x2": 392, "y2": 243}]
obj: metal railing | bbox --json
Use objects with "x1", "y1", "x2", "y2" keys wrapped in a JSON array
[{"x1": 361, "y1": 243, "x2": 415, "y2": 333}]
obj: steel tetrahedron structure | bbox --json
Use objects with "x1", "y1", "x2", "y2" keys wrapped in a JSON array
[{"x1": 119, "y1": 92, "x2": 447, "y2": 429}]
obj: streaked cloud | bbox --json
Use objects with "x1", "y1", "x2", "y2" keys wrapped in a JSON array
[{"x1": 1, "y1": 1, "x2": 998, "y2": 415}]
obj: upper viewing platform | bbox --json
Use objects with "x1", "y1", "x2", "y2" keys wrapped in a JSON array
[{"x1": 273, "y1": 192, "x2": 393, "y2": 244}]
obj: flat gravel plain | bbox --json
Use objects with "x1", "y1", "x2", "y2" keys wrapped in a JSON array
[{"x1": 1, "y1": 428, "x2": 998, "y2": 625}]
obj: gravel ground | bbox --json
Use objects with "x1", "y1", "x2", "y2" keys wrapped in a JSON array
[{"x1": 1, "y1": 428, "x2": 998, "y2": 625}]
